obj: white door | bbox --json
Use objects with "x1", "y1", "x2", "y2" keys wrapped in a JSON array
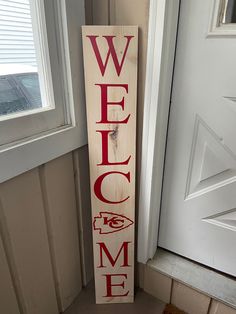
[{"x1": 159, "y1": 0, "x2": 236, "y2": 276}]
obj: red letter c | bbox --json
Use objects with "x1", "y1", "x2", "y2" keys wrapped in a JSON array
[{"x1": 94, "y1": 171, "x2": 130, "y2": 204}]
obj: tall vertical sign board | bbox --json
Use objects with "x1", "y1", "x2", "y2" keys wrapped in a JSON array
[{"x1": 82, "y1": 26, "x2": 138, "y2": 304}]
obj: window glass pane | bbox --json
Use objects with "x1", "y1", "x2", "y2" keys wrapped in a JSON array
[
  {"x1": 15, "y1": 73, "x2": 42, "y2": 107},
  {"x1": 0, "y1": 77, "x2": 29, "y2": 115},
  {"x1": 220, "y1": 0, "x2": 236, "y2": 24},
  {"x1": 0, "y1": 0, "x2": 44, "y2": 117}
]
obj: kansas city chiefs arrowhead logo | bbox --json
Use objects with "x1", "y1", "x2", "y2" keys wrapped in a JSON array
[{"x1": 93, "y1": 212, "x2": 134, "y2": 234}]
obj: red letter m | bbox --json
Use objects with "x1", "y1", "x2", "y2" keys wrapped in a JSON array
[
  {"x1": 97, "y1": 241, "x2": 131, "y2": 268},
  {"x1": 86, "y1": 35, "x2": 134, "y2": 76}
]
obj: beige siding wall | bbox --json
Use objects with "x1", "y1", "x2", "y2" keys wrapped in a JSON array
[
  {"x1": 0, "y1": 1, "x2": 150, "y2": 313},
  {"x1": 0, "y1": 148, "x2": 92, "y2": 314}
]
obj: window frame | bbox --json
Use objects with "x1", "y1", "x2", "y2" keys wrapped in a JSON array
[{"x1": 0, "y1": 0, "x2": 87, "y2": 183}]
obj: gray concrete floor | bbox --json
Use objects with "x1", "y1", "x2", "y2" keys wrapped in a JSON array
[{"x1": 64, "y1": 283, "x2": 165, "y2": 314}]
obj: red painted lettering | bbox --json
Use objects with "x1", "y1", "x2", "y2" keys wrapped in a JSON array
[
  {"x1": 97, "y1": 241, "x2": 131, "y2": 268},
  {"x1": 96, "y1": 84, "x2": 130, "y2": 124},
  {"x1": 94, "y1": 171, "x2": 130, "y2": 204},
  {"x1": 86, "y1": 35, "x2": 134, "y2": 76},
  {"x1": 103, "y1": 274, "x2": 129, "y2": 297},
  {"x1": 96, "y1": 130, "x2": 131, "y2": 166}
]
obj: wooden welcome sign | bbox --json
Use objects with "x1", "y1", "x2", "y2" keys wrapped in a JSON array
[{"x1": 82, "y1": 26, "x2": 138, "y2": 304}]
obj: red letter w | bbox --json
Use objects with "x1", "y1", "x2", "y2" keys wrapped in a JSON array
[{"x1": 86, "y1": 35, "x2": 134, "y2": 76}]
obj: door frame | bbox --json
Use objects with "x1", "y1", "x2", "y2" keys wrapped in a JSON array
[{"x1": 138, "y1": 0, "x2": 180, "y2": 263}]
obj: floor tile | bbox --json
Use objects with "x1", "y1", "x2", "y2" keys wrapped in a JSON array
[
  {"x1": 171, "y1": 281, "x2": 210, "y2": 314},
  {"x1": 144, "y1": 266, "x2": 172, "y2": 303},
  {"x1": 209, "y1": 300, "x2": 236, "y2": 314}
]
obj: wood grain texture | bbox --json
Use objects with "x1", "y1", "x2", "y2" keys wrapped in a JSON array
[
  {"x1": 86, "y1": 0, "x2": 150, "y2": 292},
  {"x1": 109, "y1": 0, "x2": 149, "y2": 198},
  {"x1": 0, "y1": 169, "x2": 58, "y2": 314},
  {"x1": 82, "y1": 25, "x2": 138, "y2": 303},
  {"x1": 39, "y1": 153, "x2": 82, "y2": 312}
]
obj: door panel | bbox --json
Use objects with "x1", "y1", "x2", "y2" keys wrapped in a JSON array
[{"x1": 159, "y1": 0, "x2": 236, "y2": 275}]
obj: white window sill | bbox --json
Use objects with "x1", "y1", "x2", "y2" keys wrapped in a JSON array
[
  {"x1": 148, "y1": 248, "x2": 236, "y2": 309},
  {"x1": 0, "y1": 125, "x2": 87, "y2": 183}
]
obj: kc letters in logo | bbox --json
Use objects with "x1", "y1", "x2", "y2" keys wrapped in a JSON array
[
  {"x1": 82, "y1": 26, "x2": 137, "y2": 304},
  {"x1": 93, "y1": 212, "x2": 134, "y2": 234}
]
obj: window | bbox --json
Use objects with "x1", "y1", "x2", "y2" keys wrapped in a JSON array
[
  {"x1": 14, "y1": 73, "x2": 42, "y2": 108},
  {"x1": 0, "y1": 76, "x2": 30, "y2": 115},
  {"x1": 219, "y1": 0, "x2": 236, "y2": 24},
  {"x1": 0, "y1": 0, "x2": 43, "y2": 117},
  {"x1": 0, "y1": 0, "x2": 87, "y2": 182},
  {"x1": 0, "y1": 0, "x2": 67, "y2": 146},
  {"x1": 0, "y1": 72, "x2": 42, "y2": 116},
  {"x1": 208, "y1": 0, "x2": 236, "y2": 36}
]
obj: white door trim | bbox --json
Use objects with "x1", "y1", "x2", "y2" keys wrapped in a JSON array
[{"x1": 138, "y1": 0, "x2": 180, "y2": 264}]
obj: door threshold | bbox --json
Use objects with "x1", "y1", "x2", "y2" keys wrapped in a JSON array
[{"x1": 147, "y1": 248, "x2": 236, "y2": 309}]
